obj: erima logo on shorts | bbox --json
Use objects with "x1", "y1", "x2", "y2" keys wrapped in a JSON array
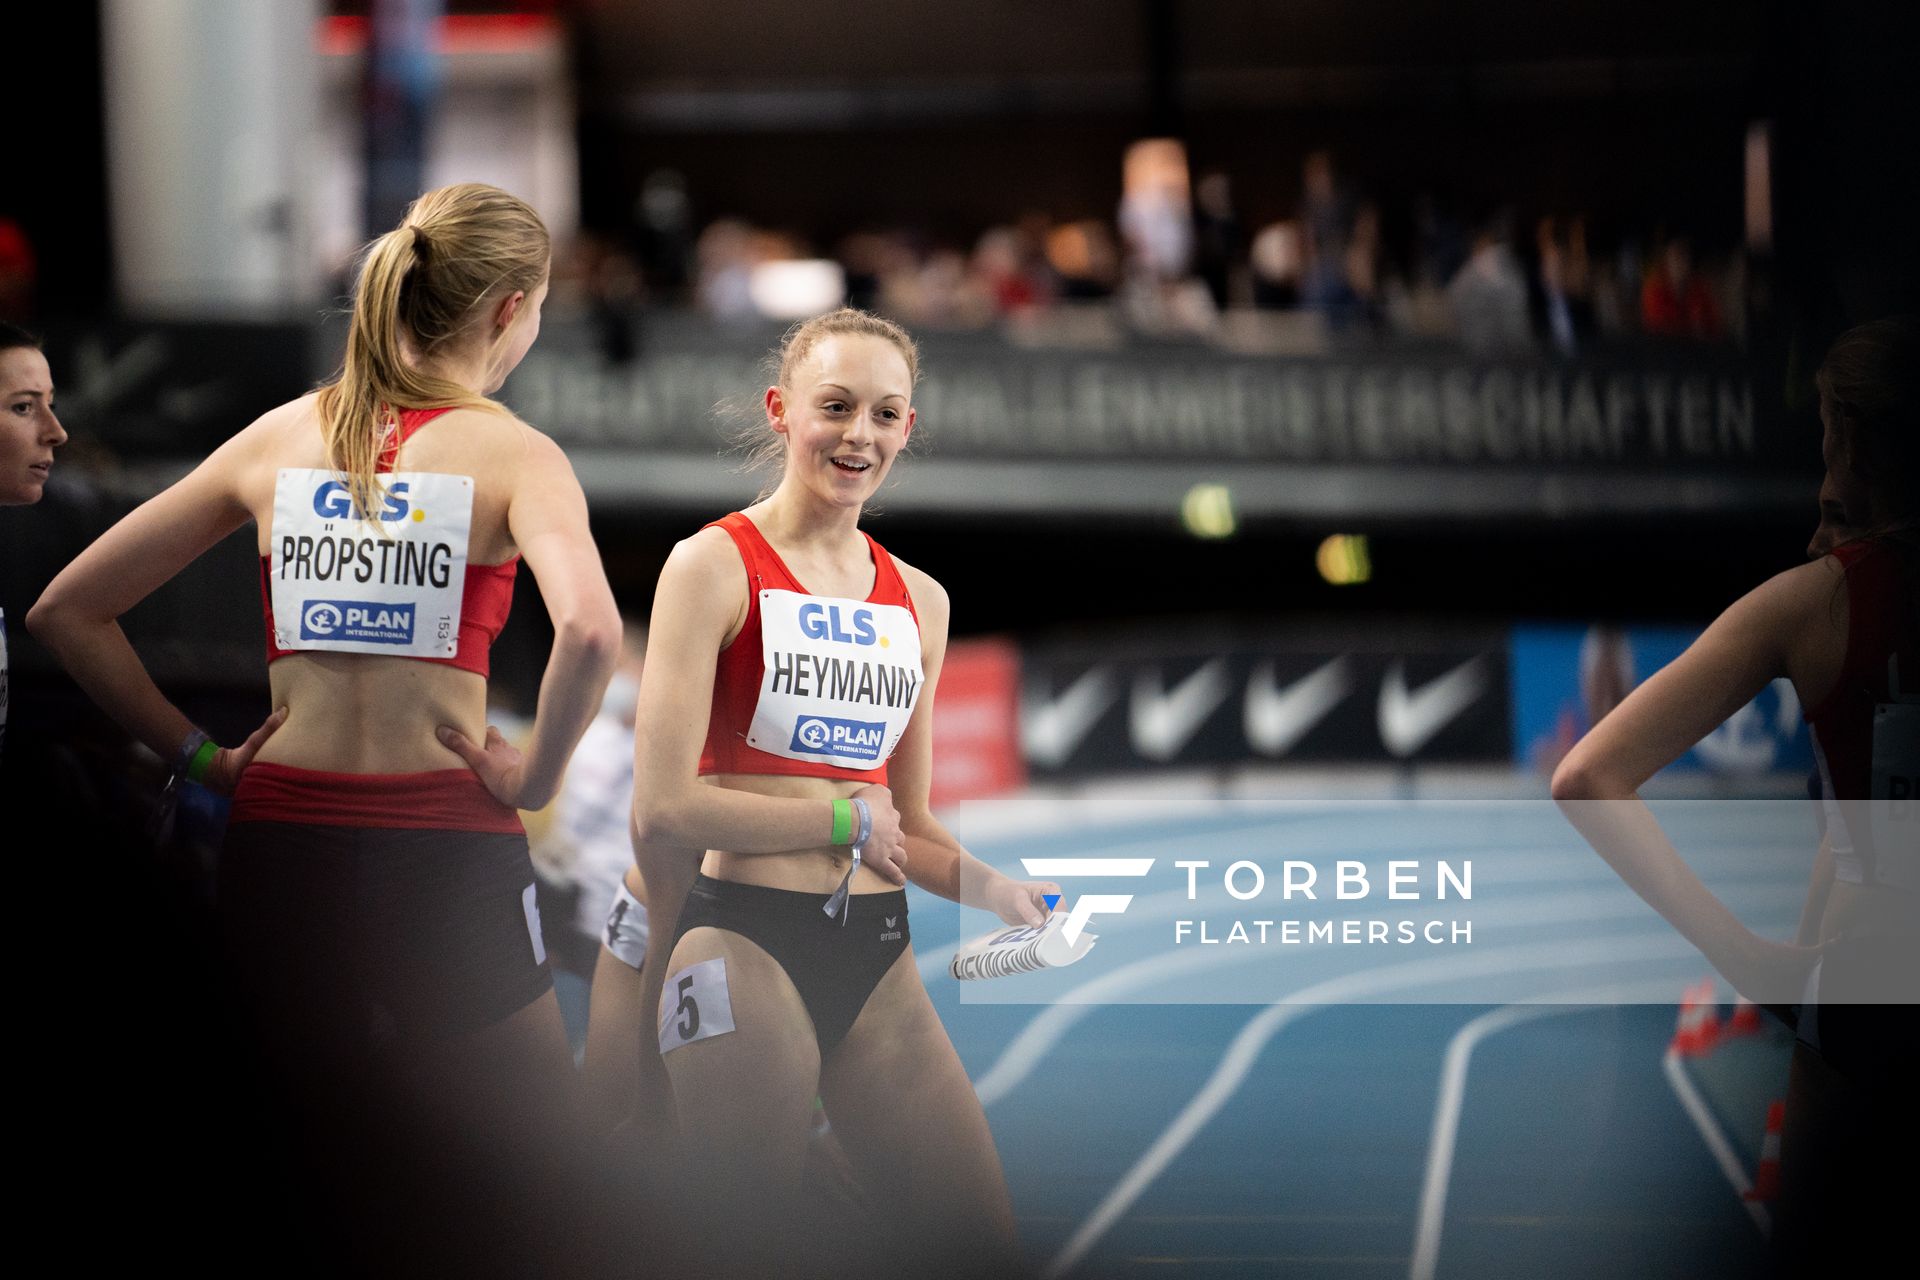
[
  {"x1": 790, "y1": 715, "x2": 887, "y2": 762},
  {"x1": 300, "y1": 599, "x2": 416, "y2": 644}
]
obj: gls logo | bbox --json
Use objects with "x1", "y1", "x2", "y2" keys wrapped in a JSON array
[
  {"x1": 313, "y1": 480, "x2": 411, "y2": 522},
  {"x1": 798, "y1": 603, "x2": 877, "y2": 645},
  {"x1": 1019, "y1": 857, "x2": 1156, "y2": 944}
]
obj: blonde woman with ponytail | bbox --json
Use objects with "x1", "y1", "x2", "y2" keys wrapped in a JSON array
[{"x1": 30, "y1": 184, "x2": 620, "y2": 1263}]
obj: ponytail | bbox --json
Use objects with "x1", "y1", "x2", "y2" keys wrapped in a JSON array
[{"x1": 317, "y1": 184, "x2": 549, "y2": 520}]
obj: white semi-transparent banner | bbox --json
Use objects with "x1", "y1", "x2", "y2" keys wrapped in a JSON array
[{"x1": 951, "y1": 800, "x2": 1916, "y2": 1005}]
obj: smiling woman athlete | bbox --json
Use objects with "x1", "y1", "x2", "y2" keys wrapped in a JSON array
[
  {"x1": 618, "y1": 308, "x2": 1055, "y2": 1277},
  {"x1": 29, "y1": 183, "x2": 620, "y2": 1270}
]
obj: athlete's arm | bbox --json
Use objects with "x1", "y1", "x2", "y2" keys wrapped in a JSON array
[
  {"x1": 629, "y1": 529, "x2": 904, "y2": 871},
  {"x1": 1794, "y1": 834, "x2": 1837, "y2": 946},
  {"x1": 887, "y1": 565, "x2": 1055, "y2": 925},
  {"x1": 439, "y1": 427, "x2": 620, "y2": 810},
  {"x1": 1552, "y1": 563, "x2": 1833, "y2": 1001},
  {"x1": 27, "y1": 417, "x2": 285, "y2": 790}
]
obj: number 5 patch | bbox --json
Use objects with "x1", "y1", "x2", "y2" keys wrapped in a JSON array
[{"x1": 658, "y1": 956, "x2": 736, "y2": 1055}]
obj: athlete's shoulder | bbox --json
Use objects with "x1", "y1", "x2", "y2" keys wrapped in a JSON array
[
  {"x1": 667, "y1": 522, "x2": 749, "y2": 583},
  {"x1": 1719, "y1": 557, "x2": 1849, "y2": 653},
  {"x1": 234, "y1": 391, "x2": 319, "y2": 445},
  {"x1": 1756, "y1": 556, "x2": 1847, "y2": 613},
  {"x1": 654, "y1": 524, "x2": 750, "y2": 636},
  {"x1": 888, "y1": 553, "x2": 949, "y2": 625},
  {"x1": 208, "y1": 393, "x2": 321, "y2": 477}
]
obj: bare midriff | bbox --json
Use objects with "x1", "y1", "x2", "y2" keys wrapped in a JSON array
[{"x1": 255, "y1": 652, "x2": 488, "y2": 774}]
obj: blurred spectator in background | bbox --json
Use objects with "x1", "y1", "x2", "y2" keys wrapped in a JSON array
[
  {"x1": 1119, "y1": 138, "x2": 1213, "y2": 332},
  {"x1": 1192, "y1": 171, "x2": 1243, "y2": 312},
  {"x1": 533, "y1": 620, "x2": 646, "y2": 1054},
  {"x1": 1640, "y1": 234, "x2": 1724, "y2": 340},
  {"x1": 1346, "y1": 201, "x2": 1384, "y2": 330},
  {"x1": 1447, "y1": 211, "x2": 1533, "y2": 354},
  {"x1": 695, "y1": 218, "x2": 762, "y2": 322},
  {"x1": 972, "y1": 226, "x2": 1046, "y2": 315},
  {"x1": 1413, "y1": 189, "x2": 1470, "y2": 292},
  {"x1": 1532, "y1": 215, "x2": 1596, "y2": 356},
  {"x1": 0, "y1": 221, "x2": 34, "y2": 323},
  {"x1": 1249, "y1": 220, "x2": 1303, "y2": 310},
  {"x1": 586, "y1": 237, "x2": 643, "y2": 365},
  {"x1": 1300, "y1": 150, "x2": 1361, "y2": 323},
  {"x1": 1048, "y1": 220, "x2": 1121, "y2": 300},
  {"x1": 1118, "y1": 139, "x2": 1196, "y2": 285},
  {"x1": 635, "y1": 169, "x2": 694, "y2": 296},
  {"x1": 836, "y1": 231, "x2": 894, "y2": 313}
]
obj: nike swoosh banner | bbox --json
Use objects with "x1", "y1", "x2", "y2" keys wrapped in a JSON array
[{"x1": 1022, "y1": 629, "x2": 1510, "y2": 775}]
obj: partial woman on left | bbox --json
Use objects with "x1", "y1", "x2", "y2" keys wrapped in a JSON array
[{"x1": 1, "y1": 323, "x2": 68, "y2": 760}]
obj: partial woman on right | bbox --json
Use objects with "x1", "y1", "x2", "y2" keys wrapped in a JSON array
[{"x1": 1553, "y1": 316, "x2": 1917, "y2": 1276}]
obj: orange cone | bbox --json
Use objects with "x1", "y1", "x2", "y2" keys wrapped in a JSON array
[
  {"x1": 1670, "y1": 984, "x2": 1701, "y2": 1054},
  {"x1": 1744, "y1": 1100, "x2": 1785, "y2": 1202},
  {"x1": 1692, "y1": 982, "x2": 1723, "y2": 1053},
  {"x1": 1728, "y1": 995, "x2": 1764, "y2": 1037},
  {"x1": 1671, "y1": 980, "x2": 1722, "y2": 1056}
]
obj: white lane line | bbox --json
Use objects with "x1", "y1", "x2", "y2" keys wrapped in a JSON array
[
  {"x1": 1040, "y1": 936, "x2": 1699, "y2": 1279},
  {"x1": 1662, "y1": 1048, "x2": 1771, "y2": 1239},
  {"x1": 1410, "y1": 1006, "x2": 1573, "y2": 1280},
  {"x1": 966, "y1": 880, "x2": 1779, "y2": 1109},
  {"x1": 1406, "y1": 981, "x2": 1681, "y2": 1280}
]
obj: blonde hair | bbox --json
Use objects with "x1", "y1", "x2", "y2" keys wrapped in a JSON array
[
  {"x1": 316, "y1": 183, "x2": 550, "y2": 519},
  {"x1": 775, "y1": 307, "x2": 920, "y2": 387}
]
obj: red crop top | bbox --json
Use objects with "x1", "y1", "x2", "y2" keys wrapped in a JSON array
[
  {"x1": 260, "y1": 407, "x2": 518, "y2": 678},
  {"x1": 699, "y1": 512, "x2": 920, "y2": 784},
  {"x1": 1807, "y1": 538, "x2": 1918, "y2": 800}
]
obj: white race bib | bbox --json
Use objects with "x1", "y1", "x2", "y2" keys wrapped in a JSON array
[
  {"x1": 744, "y1": 589, "x2": 923, "y2": 770},
  {"x1": 1870, "y1": 698, "x2": 1920, "y2": 891},
  {"x1": 269, "y1": 468, "x2": 473, "y2": 659},
  {"x1": 658, "y1": 957, "x2": 736, "y2": 1054}
]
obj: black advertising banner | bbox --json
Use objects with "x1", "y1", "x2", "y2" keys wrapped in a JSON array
[{"x1": 1020, "y1": 630, "x2": 1512, "y2": 775}]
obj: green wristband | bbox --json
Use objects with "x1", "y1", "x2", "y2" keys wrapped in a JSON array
[
  {"x1": 830, "y1": 798, "x2": 854, "y2": 845},
  {"x1": 185, "y1": 739, "x2": 220, "y2": 785}
]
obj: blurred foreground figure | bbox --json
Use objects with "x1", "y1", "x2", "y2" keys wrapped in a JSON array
[{"x1": 1554, "y1": 317, "x2": 1918, "y2": 1277}]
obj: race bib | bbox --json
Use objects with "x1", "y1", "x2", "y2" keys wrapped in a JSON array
[
  {"x1": 745, "y1": 589, "x2": 922, "y2": 770},
  {"x1": 658, "y1": 957, "x2": 736, "y2": 1054},
  {"x1": 269, "y1": 468, "x2": 473, "y2": 659},
  {"x1": 1869, "y1": 689, "x2": 1919, "y2": 891}
]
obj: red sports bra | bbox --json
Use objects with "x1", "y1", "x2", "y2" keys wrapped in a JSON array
[
  {"x1": 1807, "y1": 538, "x2": 1918, "y2": 800},
  {"x1": 699, "y1": 512, "x2": 920, "y2": 784},
  {"x1": 260, "y1": 407, "x2": 518, "y2": 678}
]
